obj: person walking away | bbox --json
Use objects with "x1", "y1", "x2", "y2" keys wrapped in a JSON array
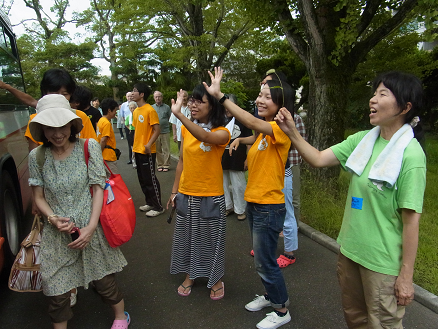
[
  {"x1": 274, "y1": 71, "x2": 426, "y2": 329},
  {"x1": 169, "y1": 90, "x2": 191, "y2": 151},
  {"x1": 152, "y1": 91, "x2": 172, "y2": 172},
  {"x1": 131, "y1": 83, "x2": 164, "y2": 217},
  {"x1": 97, "y1": 98, "x2": 119, "y2": 174},
  {"x1": 221, "y1": 94, "x2": 252, "y2": 221},
  {"x1": 167, "y1": 85, "x2": 230, "y2": 301}
]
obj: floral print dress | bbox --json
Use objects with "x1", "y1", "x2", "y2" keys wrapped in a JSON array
[{"x1": 29, "y1": 138, "x2": 127, "y2": 296}]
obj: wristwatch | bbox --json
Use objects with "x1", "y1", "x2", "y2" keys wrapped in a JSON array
[{"x1": 218, "y1": 94, "x2": 229, "y2": 104}]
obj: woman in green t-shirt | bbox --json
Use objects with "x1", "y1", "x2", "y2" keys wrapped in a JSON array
[{"x1": 275, "y1": 71, "x2": 426, "y2": 329}]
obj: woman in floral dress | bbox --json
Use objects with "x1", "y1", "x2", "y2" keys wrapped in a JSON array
[{"x1": 28, "y1": 94, "x2": 130, "y2": 329}]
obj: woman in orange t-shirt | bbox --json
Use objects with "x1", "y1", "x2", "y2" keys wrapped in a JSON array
[
  {"x1": 167, "y1": 84, "x2": 230, "y2": 301},
  {"x1": 204, "y1": 67, "x2": 294, "y2": 329}
]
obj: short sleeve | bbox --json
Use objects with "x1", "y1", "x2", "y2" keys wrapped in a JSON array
[
  {"x1": 169, "y1": 113, "x2": 177, "y2": 125},
  {"x1": 101, "y1": 120, "x2": 111, "y2": 137},
  {"x1": 28, "y1": 147, "x2": 44, "y2": 187},
  {"x1": 86, "y1": 139, "x2": 106, "y2": 189},
  {"x1": 270, "y1": 122, "x2": 290, "y2": 148},
  {"x1": 331, "y1": 130, "x2": 369, "y2": 170}
]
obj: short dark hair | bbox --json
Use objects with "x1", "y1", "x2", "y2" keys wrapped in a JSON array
[
  {"x1": 91, "y1": 97, "x2": 99, "y2": 102},
  {"x1": 133, "y1": 83, "x2": 152, "y2": 101},
  {"x1": 70, "y1": 85, "x2": 93, "y2": 111},
  {"x1": 373, "y1": 71, "x2": 424, "y2": 141},
  {"x1": 101, "y1": 98, "x2": 119, "y2": 115},
  {"x1": 40, "y1": 68, "x2": 76, "y2": 97},
  {"x1": 265, "y1": 79, "x2": 294, "y2": 115},
  {"x1": 42, "y1": 124, "x2": 79, "y2": 146},
  {"x1": 191, "y1": 84, "x2": 226, "y2": 128}
]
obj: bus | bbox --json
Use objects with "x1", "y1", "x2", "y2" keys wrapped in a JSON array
[{"x1": 0, "y1": 9, "x2": 32, "y2": 272}]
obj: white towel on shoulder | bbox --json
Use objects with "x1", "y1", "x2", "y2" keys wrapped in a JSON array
[{"x1": 345, "y1": 124, "x2": 413, "y2": 188}]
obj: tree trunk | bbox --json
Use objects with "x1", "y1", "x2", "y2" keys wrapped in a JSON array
[{"x1": 306, "y1": 59, "x2": 353, "y2": 180}]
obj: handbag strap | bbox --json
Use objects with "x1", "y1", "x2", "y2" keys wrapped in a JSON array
[
  {"x1": 22, "y1": 215, "x2": 42, "y2": 248},
  {"x1": 81, "y1": 138, "x2": 113, "y2": 177}
]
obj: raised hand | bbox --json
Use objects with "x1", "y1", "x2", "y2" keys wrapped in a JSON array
[
  {"x1": 171, "y1": 89, "x2": 185, "y2": 116},
  {"x1": 203, "y1": 67, "x2": 223, "y2": 99},
  {"x1": 274, "y1": 108, "x2": 296, "y2": 136}
]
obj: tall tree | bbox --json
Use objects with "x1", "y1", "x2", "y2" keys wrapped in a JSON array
[{"x1": 246, "y1": 0, "x2": 437, "y2": 178}]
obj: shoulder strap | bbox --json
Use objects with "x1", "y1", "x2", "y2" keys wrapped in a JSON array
[
  {"x1": 35, "y1": 145, "x2": 46, "y2": 172},
  {"x1": 79, "y1": 138, "x2": 90, "y2": 167}
]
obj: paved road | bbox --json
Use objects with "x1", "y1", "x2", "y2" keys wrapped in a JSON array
[{"x1": 1, "y1": 131, "x2": 437, "y2": 328}]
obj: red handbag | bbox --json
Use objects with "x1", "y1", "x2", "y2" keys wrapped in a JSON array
[{"x1": 84, "y1": 139, "x2": 136, "y2": 247}]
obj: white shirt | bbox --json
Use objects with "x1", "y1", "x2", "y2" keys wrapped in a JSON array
[{"x1": 169, "y1": 106, "x2": 191, "y2": 141}]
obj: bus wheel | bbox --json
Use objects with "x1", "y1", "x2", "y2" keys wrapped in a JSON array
[{"x1": 0, "y1": 171, "x2": 21, "y2": 265}]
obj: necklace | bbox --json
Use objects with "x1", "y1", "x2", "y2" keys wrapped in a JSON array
[{"x1": 52, "y1": 143, "x2": 72, "y2": 157}]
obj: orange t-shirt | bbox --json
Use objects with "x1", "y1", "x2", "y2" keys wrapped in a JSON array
[
  {"x1": 25, "y1": 110, "x2": 97, "y2": 145},
  {"x1": 244, "y1": 122, "x2": 291, "y2": 204},
  {"x1": 178, "y1": 125, "x2": 230, "y2": 196},
  {"x1": 132, "y1": 103, "x2": 159, "y2": 154},
  {"x1": 96, "y1": 117, "x2": 117, "y2": 161}
]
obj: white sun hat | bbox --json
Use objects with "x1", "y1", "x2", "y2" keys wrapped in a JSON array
[{"x1": 29, "y1": 95, "x2": 83, "y2": 142}]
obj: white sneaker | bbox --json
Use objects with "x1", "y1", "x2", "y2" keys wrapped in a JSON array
[
  {"x1": 121, "y1": 137, "x2": 124, "y2": 140},
  {"x1": 245, "y1": 294, "x2": 271, "y2": 311},
  {"x1": 139, "y1": 204, "x2": 152, "y2": 212},
  {"x1": 256, "y1": 311, "x2": 291, "y2": 329},
  {"x1": 145, "y1": 209, "x2": 165, "y2": 217}
]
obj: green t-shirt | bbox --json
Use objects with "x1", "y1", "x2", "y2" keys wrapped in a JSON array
[
  {"x1": 331, "y1": 130, "x2": 426, "y2": 276},
  {"x1": 125, "y1": 115, "x2": 135, "y2": 131}
]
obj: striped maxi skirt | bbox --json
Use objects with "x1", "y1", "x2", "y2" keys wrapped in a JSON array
[{"x1": 170, "y1": 193, "x2": 226, "y2": 288}]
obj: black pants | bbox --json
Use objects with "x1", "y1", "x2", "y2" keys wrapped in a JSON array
[
  {"x1": 125, "y1": 126, "x2": 131, "y2": 159},
  {"x1": 127, "y1": 130, "x2": 134, "y2": 160},
  {"x1": 135, "y1": 152, "x2": 162, "y2": 211},
  {"x1": 118, "y1": 127, "x2": 124, "y2": 138}
]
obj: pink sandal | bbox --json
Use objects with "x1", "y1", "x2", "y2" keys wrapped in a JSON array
[
  {"x1": 277, "y1": 254, "x2": 296, "y2": 268},
  {"x1": 210, "y1": 282, "x2": 225, "y2": 300},
  {"x1": 111, "y1": 312, "x2": 130, "y2": 329}
]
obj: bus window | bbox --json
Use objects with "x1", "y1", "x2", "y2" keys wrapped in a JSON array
[{"x1": 0, "y1": 9, "x2": 32, "y2": 273}]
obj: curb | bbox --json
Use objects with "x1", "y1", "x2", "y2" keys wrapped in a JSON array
[{"x1": 298, "y1": 220, "x2": 438, "y2": 314}]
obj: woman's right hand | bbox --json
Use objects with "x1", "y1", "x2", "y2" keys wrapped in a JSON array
[
  {"x1": 229, "y1": 138, "x2": 240, "y2": 156},
  {"x1": 51, "y1": 216, "x2": 75, "y2": 233},
  {"x1": 167, "y1": 193, "x2": 177, "y2": 209},
  {"x1": 171, "y1": 90, "x2": 184, "y2": 117}
]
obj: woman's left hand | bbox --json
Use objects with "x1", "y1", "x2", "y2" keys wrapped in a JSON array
[
  {"x1": 68, "y1": 225, "x2": 96, "y2": 250},
  {"x1": 203, "y1": 67, "x2": 223, "y2": 99},
  {"x1": 394, "y1": 276, "x2": 414, "y2": 306}
]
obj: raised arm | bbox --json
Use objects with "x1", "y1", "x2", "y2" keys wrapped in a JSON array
[
  {"x1": 171, "y1": 90, "x2": 229, "y2": 145},
  {"x1": 275, "y1": 108, "x2": 339, "y2": 168},
  {"x1": 0, "y1": 81, "x2": 38, "y2": 108},
  {"x1": 203, "y1": 68, "x2": 274, "y2": 136}
]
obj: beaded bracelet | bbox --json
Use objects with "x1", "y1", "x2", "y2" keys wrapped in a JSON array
[{"x1": 47, "y1": 214, "x2": 59, "y2": 225}]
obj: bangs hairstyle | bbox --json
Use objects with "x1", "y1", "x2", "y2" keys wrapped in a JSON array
[
  {"x1": 191, "y1": 84, "x2": 226, "y2": 128},
  {"x1": 41, "y1": 124, "x2": 79, "y2": 147},
  {"x1": 40, "y1": 68, "x2": 76, "y2": 97},
  {"x1": 373, "y1": 71, "x2": 424, "y2": 141},
  {"x1": 265, "y1": 79, "x2": 294, "y2": 115}
]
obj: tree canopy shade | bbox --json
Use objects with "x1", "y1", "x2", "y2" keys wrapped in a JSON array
[{"x1": 245, "y1": 0, "x2": 437, "y2": 178}]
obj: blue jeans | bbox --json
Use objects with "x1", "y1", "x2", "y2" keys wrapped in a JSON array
[
  {"x1": 283, "y1": 174, "x2": 298, "y2": 252},
  {"x1": 247, "y1": 202, "x2": 290, "y2": 309}
]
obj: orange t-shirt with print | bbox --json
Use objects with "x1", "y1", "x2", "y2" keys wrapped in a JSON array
[
  {"x1": 178, "y1": 125, "x2": 230, "y2": 197},
  {"x1": 132, "y1": 103, "x2": 159, "y2": 154},
  {"x1": 244, "y1": 122, "x2": 291, "y2": 204},
  {"x1": 25, "y1": 110, "x2": 97, "y2": 145},
  {"x1": 96, "y1": 117, "x2": 117, "y2": 161}
]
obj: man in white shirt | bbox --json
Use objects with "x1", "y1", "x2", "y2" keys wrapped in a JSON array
[{"x1": 119, "y1": 92, "x2": 134, "y2": 163}]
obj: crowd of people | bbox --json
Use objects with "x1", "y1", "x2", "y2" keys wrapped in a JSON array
[{"x1": 0, "y1": 64, "x2": 427, "y2": 329}]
